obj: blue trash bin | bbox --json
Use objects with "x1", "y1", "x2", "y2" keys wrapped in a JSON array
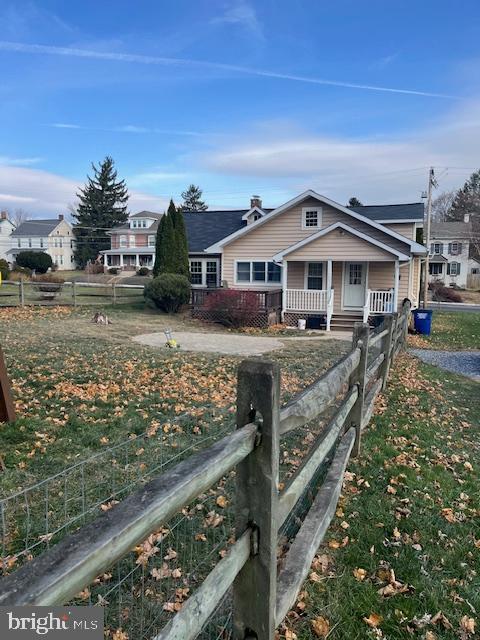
[{"x1": 412, "y1": 309, "x2": 433, "y2": 335}]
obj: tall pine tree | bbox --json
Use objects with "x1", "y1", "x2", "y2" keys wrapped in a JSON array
[
  {"x1": 348, "y1": 197, "x2": 363, "y2": 207},
  {"x1": 180, "y1": 184, "x2": 207, "y2": 211},
  {"x1": 170, "y1": 200, "x2": 190, "y2": 277},
  {"x1": 153, "y1": 199, "x2": 190, "y2": 277},
  {"x1": 73, "y1": 157, "x2": 129, "y2": 267}
]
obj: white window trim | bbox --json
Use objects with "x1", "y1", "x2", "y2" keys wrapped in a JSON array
[
  {"x1": 433, "y1": 243, "x2": 442, "y2": 255},
  {"x1": 303, "y1": 262, "x2": 325, "y2": 290},
  {"x1": 301, "y1": 207, "x2": 322, "y2": 230},
  {"x1": 129, "y1": 235, "x2": 136, "y2": 247},
  {"x1": 430, "y1": 262, "x2": 443, "y2": 276},
  {"x1": 233, "y1": 259, "x2": 282, "y2": 286},
  {"x1": 189, "y1": 258, "x2": 220, "y2": 288},
  {"x1": 148, "y1": 235, "x2": 155, "y2": 247},
  {"x1": 341, "y1": 261, "x2": 369, "y2": 311},
  {"x1": 119, "y1": 235, "x2": 127, "y2": 248}
]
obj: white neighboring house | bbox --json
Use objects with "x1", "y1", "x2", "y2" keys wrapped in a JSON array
[
  {"x1": 0, "y1": 211, "x2": 15, "y2": 262},
  {"x1": 428, "y1": 214, "x2": 479, "y2": 288},
  {"x1": 8, "y1": 215, "x2": 76, "y2": 270}
]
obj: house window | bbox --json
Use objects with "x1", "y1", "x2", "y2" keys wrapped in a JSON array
[
  {"x1": 71, "y1": 256, "x2": 74, "y2": 264},
  {"x1": 307, "y1": 263, "x2": 323, "y2": 290},
  {"x1": 129, "y1": 235, "x2": 135, "y2": 247},
  {"x1": 432, "y1": 243, "x2": 442, "y2": 255},
  {"x1": 206, "y1": 261, "x2": 218, "y2": 287},
  {"x1": 235, "y1": 261, "x2": 282, "y2": 284},
  {"x1": 132, "y1": 220, "x2": 137, "y2": 228},
  {"x1": 40, "y1": 238, "x2": 44, "y2": 248},
  {"x1": 59, "y1": 238, "x2": 63, "y2": 248},
  {"x1": 120, "y1": 235, "x2": 127, "y2": 247},
  {"x1": 28, "y1": 238, "x2": 32, "y2": 248},
  {"x1": 236, "y1": 262, "x2": 251, "y2": 282},
  {"x1": 302, "y1": 208, "x2": 321, "y2": 229},
  {"x1": 17, "y1": 238, "x2": 21, "y2": 248},
  {"x1": 148, "y1": 235, "x2": 155, "y2": 247},
  {"x1": 54, "y1": 238, "x2": 58, "y2": 248},
  {"x1": 472, "y1": 267, "x2": 479, "y2": 275},
  {"x1": 190, "y1": 261, "x2": 203, "y2": 285},
  {"x1": 447, "y1": 262, "x2": 460, "y2": 276},
  {"x1": 349, "y1": 263, "x2": 363, "y2": 285},
  {"x1": 429, "y1": 263, "x2": 443, "y2": 275},
  {"x1": 142, "y1": 220, "x2": 147, "y2": 228}
]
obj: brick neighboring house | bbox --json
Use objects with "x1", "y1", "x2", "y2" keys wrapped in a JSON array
[
  {"x1": 429, "y1": 215, "x2": 480, "y2": 288},
  {"x1": 0, "y1": 211, "x2": 15, "y2": 262},
  {"x1": 8, "y1": 215, "x2": 76, "y2": 270},
  {"x1": 103, "y1": 192, "x2": 427, "y2": 330}
]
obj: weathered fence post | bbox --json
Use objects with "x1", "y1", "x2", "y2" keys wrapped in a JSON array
[
  {"x1": 380, "y1": 315, "x2": 394, "y2": 390},
  {"x1": 72, "y1": 281, "x2": 77, "y2": 308},
  {"x1": 112, "y1": 283, "x2": 117, "y2": 305},
  {"x1": 348, "y1": 322, "x2": 369, "y2": 457},
  {"x1": 19, "y1": 278, "x2": 24, "y2": 307},
  {"x1": 0, "y1": 345, "x2": 16, "y2": 423},
  {"x1": 389, "y1": 312, "x2": 399, "y2": 365},
  {"x1": 233, "y1": 360, "x2": 280, "y2": 640},
  {"x1": 401, "y1": 300, "x2": 411, "y2": 344}
]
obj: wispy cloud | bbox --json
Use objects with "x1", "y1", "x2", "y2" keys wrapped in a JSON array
[
  {"x1": 49, "y1": 122, "x2": 203, "y2": 136},
  {"x1": 370, "y1": 53, "x2": 400, "y2": 71},
  {"x1": 0, "y1": 41, "x2": 459, "y2": 99},
  {"x1": 211, "y1": 1, "x2": 264, "y2": 40},
  {"x1": 129, "y1": 170, "x2": 188, "y2": 188},
  {"x1": 0, "y1": 192, "x2": 36, "y2": 203},
  {"x1": 0, "y1": 155, "x2": 43, "y2": 166}
]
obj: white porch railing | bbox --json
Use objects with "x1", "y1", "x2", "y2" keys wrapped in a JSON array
[
  {"x1": 364, "y1": 289, "x2": 394, "y2": 321},
  {"x1": 326, "y1": 289, "x2": 334, "y2": 331},
  {"x1": 285, "y1": 289, "x2": 328, "y2": 312}
]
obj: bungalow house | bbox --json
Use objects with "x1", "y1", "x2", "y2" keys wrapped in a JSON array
[
  {"x1": 103, "y1": 191, "x2": 426, "y2": 330},
  {"x1": 0, "y1": 211, "x2": 15, "y2": 263},
  {"x1": 9, "y1": 215, "x2": 76, "y2": 270}
]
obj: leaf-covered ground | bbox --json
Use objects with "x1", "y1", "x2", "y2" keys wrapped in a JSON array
[
  {"x1": 282, "y1": 353, "x2": 480, "y2": 640},
  {"x1": 407, "y1": 311, "x2": 480, "y2": 351}
]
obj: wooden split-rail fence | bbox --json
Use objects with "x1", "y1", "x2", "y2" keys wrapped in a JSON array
[{"x1": 0, "y1": 303, "x2": 411, "y2": 639}]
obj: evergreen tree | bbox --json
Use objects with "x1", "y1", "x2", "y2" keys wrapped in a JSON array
[
  {"x1": 153, "y1": 210, "x2": 175, "y2": 276},
  {"x1": 169, "y1": 200, "x2": 190, "y2": 277},
  {"x1": 449, "y1": 169, "x2": 480, "y2": 221},
  {"x1": 348, "y1": 197, "x2": 363, "y2": 207},
  {"x1": 180, "y1": 184, "x2": 208, "y2": 211},
  {"x1": 73, "y1": 157, "x2": 129, "y2": 267}
]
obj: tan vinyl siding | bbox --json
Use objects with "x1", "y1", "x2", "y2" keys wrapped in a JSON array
[
  {"x1": 384, "y1": 223, "x2": 415, "y2": 240},
  {"x1": 286, "y1": 262, "x2": 305, "y2": 288},
  {"x1": 222, "y1": 197, "x2": 411, "y2": 287},
  {"x1": 286, "y1": 229, "x2": 393, "y2": 261},
  {"x1": 412, "y1": 256, "x2": 421, "y2": 305}
]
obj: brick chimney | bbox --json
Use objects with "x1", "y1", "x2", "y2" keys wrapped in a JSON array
[
  {"x1": 0, "y1": 211, "x2": 7, "y2": 220},
  {"x1": 58, "y1": 214, "x2": 64, "y2": 221},
  {"x1": 250, "y1": 195, "x2": 262, "y2": 209}
]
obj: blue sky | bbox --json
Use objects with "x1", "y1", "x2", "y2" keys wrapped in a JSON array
[{"x1": 1, "y1": 0, "x2": 479, "y2": 216}]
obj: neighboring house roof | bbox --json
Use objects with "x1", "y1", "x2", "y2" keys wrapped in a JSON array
[
  {"x1": 430, "y1": 254, "x2": 448, "y2": 263},
  {"x1": 6, "y1": 247, "x2": 47, "y2": 254},
  {"x1": 431, "y1": 221, "x2": 472, "y2": 240},
  {"x1": 129, "y1": 211, "x2": 163, "y2": 219},
  {"x1": 272, "y1": 222, "x2": 411, "y2": 262},
  {"x1": 11, "y1": 219, "x2": 63, "y2": 236},
  {"x1": 183, "y1": 210, "x2": 247, "y2": 253},
  {"x1": 205, "y1": 190, "x2": 427, "y2": 255},
  {"x1": 349, "y1": 202, "x2": 424, "y2": 222}
]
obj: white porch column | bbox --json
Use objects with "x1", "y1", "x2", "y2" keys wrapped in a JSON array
[
  {"x1": 281, "y1": 260, "x2": 287, "y2": 321},
  {"x1": 326, "y1": 259, "x2": 332, "y2": 291},
  {"x1": 135, "y1": 254, "x2": 140, "y2": 268},
  {"x1": 119, "y1": 254, "x2": 124, "y2": 268},
  {"x1": 104, "y1": 254, "x2": 109, "y2": 268},
  {"x1": 393, "y1": 260, "x2": 400, "y2": 311}
]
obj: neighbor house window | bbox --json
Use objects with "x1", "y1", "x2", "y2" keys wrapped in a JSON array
[
  {"x1": 148, "y1": 235, "x2": 155, "y2": 247},
  {"x1": 120, "y1": 235, "x2": 127, "y2": 247},
  {"x1": 142, "y1": 220, "x2": 147, "y2": 228},
  {"x1": 302, "y1": 207, "x2": 322, "y2": 229},
  {"x1": 235, "y1": 261, "x2": 282, "y2": 284},
  {"x1": 429, "y1": 263, "x2": 443, "y2": 275},
  {"x1": 206, "y1": 261, "x2": 218, "y2": 287},
  {"x1": 59, "y1": 238, "x2": 63, "y2": 248},
  {"x1": 17, "y1": 238, "x2": 21, "y2": 248},
  {"x1": 40, "y1": 238, "x2": 44, "y2": 248},
  {"x1": 307, "y1": 262, "x2": 323, "y2": 289},
  {"x1": 28, "y1": 238, "x2": 32, "y2": 247},
  {"x1": 447, "y1": 262, "x2": 460, "y2": 276},
  {"x1": 129, "y1": 235, "x2": 135, "y2": 247},
  {"x1": 432, "y1": 243, "x2": 442, "y2": 255},
  {"x1": 190, "y1": 261, "x2": 203, "y2": 285},
  {"x1": 472, "y1": 267, "x2": 479, "y2": 275}
]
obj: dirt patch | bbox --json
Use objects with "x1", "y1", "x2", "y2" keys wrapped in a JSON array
[{"x1": 133, "y1": 331, "x2": 286, "y2": 355}]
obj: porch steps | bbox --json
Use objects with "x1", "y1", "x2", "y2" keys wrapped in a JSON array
[{"x1": 330, "y1": 313, "x2": 364, "y2": 332}]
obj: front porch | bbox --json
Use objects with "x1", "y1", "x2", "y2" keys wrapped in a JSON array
[
  {"x1": 282, "y1": 260, "x2": 402, "y2": 330},
  {"x1": 101, "y1": 248, "x2": 154, "y2": 271}
]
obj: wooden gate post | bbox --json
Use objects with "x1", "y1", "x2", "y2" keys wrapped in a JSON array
[
  {"x1": 380, "y1": 315, "x2": 394, "y2": 391},
  {"x1": 0, "y1": 345, "x2": 16, "y2": 423},
  {"x1": 401, "y1": 300, "x2": 411, "y2": 344},
  {"x1": 19, "y1": 279, "x2": 24, "y2": 307},
  {"x1": 112, "y1": 283, "x2": 117, "y2": 305},
  {"x1": 233, "y1": 360, "x2": 280, "y2": 640},
  {"x1": 72, "y1": 281, "x2": 77, "y2": 308},
  {"x1": 349, "y1": 322, "x2": 369, "y2": 457}
]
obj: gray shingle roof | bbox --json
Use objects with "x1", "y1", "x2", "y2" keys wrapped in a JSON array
[
  {"x1": 12, "y1": 219, "x2": 62, "y2": 236},
  {"x1": 350, "y1": 203, "x2": 424, "y2": 221},
  {"x1": 431, "y1": 221, "x2": 472, "y2": 239},
  {"x1": 183, "y1": 210, "x2": 247, "y2": 253},
  {"x1": 129, "y1": 211, "x2": 164, "y2": 219}
]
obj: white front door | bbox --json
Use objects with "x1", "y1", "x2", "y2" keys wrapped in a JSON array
[{"x1": 343, "y1": 262, "x2": 367, "y2": 309}]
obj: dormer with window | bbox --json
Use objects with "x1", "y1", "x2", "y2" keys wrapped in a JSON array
[{"x1": 129, "y1": 217, "x2": 155, "y2": 229}]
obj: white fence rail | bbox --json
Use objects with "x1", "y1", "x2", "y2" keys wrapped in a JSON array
[{"x1": 285, "y1": 288, "x2": 327, "y2": 312}]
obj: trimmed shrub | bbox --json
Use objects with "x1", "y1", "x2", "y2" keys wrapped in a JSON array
[
  {"x1": 429, "y1": 281, "x2": 463, "y2": 303},
  {"x1": 204, "y1": 289, "x2": 260, "y2": 327},
  {"x1": 137, "y1": 267, "x2": 150, "y2": 276},
  {"x1": 144, "y1": 273, "x2": 191, "y2": 313},
  {"x1": 9, "y1": 267, "x2": 32, "y2": 281},
  {"x1": 0, "y1": 259, "x2": 9, "y2": 280},
  {"x1": 86, "y1": 262, "x2": 105, "y2": 274},
  {"x1": 16, "y1": 251, "x2": 53, "y2": 273},
  {"x1": 33, "y1": 273, "x2": 64, "y2": 297},
  {"x1": 108, "y1": 267, "x2": 119, "y2": 275}
]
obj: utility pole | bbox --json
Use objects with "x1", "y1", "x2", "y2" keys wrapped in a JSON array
[{"x1": 422, "y1": 167, "x2": 437, "y2": 308}]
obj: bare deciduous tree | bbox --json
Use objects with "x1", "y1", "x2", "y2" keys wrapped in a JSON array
[{"x1": 431, "y1": 190, "x2": 456, "y2": 222}]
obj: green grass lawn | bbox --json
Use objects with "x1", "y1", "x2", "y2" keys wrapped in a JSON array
[
  {"x1": 284, "y1": 354, "x2": 480, "y2": 639},
  {"x1": 408, "y1": 311, "x2": 480, "y2": 350}
]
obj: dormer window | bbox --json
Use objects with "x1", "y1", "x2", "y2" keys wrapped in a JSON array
[{"x1": 302, "y1": 207, "x2": 322, "y2": 229}]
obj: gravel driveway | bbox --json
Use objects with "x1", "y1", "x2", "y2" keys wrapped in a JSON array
[{"x1": 409, "y1": 349, "x2": 480, "y2": 381}]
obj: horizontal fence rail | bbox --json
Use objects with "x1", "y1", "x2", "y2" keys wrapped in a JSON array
[
  {"x1": 285, "y1": 288, "x2": 327, "y2": 312},
  {"x1": 0, "y1": 301, "x2": 412, "y2": 639}
]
